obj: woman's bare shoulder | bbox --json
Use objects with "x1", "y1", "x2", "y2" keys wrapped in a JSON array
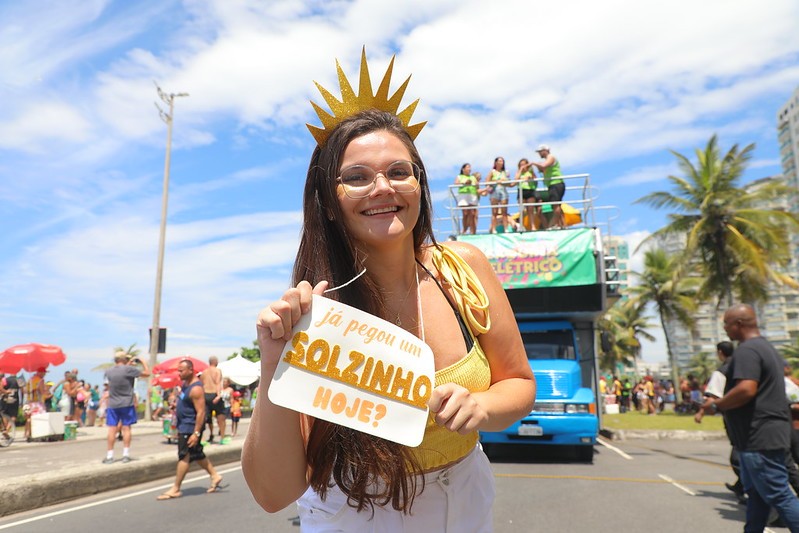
[{"x1": 436, "y1": 241, "x2": 494, "y2": 276}]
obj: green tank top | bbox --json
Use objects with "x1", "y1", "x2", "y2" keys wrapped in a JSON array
[
  {"x1": 518, "y1": 171, "x2": 536, "y2": 190},
  {"x1": 457, "y1": 174, "x2": 477, "y2": 194},
  {"x1": 543, "y1": 160, "x2": 563, "y2": 186},
  {"x1": 490, "y1": 170, "x2": 507, "y2": 188}
]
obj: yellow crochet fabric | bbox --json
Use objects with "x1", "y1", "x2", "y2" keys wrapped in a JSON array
[{"x1": 410, "y1": 246, "x2": 492, "y2": 470}]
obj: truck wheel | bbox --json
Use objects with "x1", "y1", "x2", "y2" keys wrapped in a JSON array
[{"x1": 576, "y1": 445, "x2": 594, "y2": 462}]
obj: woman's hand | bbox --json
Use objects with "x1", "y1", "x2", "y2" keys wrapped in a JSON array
[
  {"x1": 428, "y1": 383, "x2": 489, "y2": 435},
  {"x1": 256, "y1": 280, "x2": 328, "y2": 364}
]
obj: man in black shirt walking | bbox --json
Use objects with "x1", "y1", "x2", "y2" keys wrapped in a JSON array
[{"x1": 702, "y1": 304, "x2": 799, "y2": 531}]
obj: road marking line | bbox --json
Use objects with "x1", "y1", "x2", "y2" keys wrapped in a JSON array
[
  {"x1": 496, "y1": 472, "x2": 720, "y2": 486},
  {"x1": 0, "y1": 465, "x2": 242, "y2": 530},
  {"x1": 597, "y1": 437, "x2": 633, "y2": 460},
  {"x1": 658, "y1": 473, "x2": 696, "y2": 496}
]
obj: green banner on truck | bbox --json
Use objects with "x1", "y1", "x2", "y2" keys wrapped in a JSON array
[{"x1": 459, "y1": 229, "x2": 597, "y2": 289}]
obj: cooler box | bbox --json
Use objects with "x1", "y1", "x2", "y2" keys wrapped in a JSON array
[
  {"x1": 64, "y1": 421, "x2": 77, "y2": 440},
  {"x1": 605, "y1": 403, "x2": 620, "y2": 414},
  {"x1": 31, "y1": 412, "x2": 65, "y2": 439}
]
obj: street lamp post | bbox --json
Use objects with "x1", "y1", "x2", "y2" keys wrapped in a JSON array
[{"x1": 147, "y1": 84, "x2": 188, "y2": 420}]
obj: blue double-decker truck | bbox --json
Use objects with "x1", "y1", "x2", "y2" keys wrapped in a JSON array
[{"x1": 460, "y1": 226, "x2": 616, "y2": 462}]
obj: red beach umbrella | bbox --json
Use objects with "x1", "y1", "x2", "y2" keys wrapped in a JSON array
[
  {"x1": 0, "y1": 343, "x2": 67, "y2": 373},
  {"x1": 152, "y1": 372, "x2": 181, "y2": 388},
  {"x1": 153, "y1": 355, "x2": 208, "y2": 375}
]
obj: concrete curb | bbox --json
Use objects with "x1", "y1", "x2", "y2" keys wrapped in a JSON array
[
  {"x1": 0, "y1": 443, "x2": 243, "y2": 517},
  {"x1": 600, "y1": 428, "x2": 727, "y2": 441}
]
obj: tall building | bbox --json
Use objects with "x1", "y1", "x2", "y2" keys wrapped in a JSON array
[
  {"x1": 777, "y1": 85, "x2": 799, "y2": 190},
  {"x1": 603, "y1": 235, "x2": 630, "y2": 300},
  {"x1": 747, "y1": 176, "x2": 799, "y2": 346}
]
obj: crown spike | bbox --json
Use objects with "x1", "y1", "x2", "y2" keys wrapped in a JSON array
[
  {"x1": 310, "y1": 101, "x2": 338, "y2": 130},
  {"x1": 335, "y1": 59, "x2": 357, "y2": 106},
  {"x1": 405, "y1": 121, "x2": 427, "y2": 141},
  {"x1": 357, "y1": 48, "x2": 374, "y2": 102},
  {"x1": 307, "y1": 124, "x2": 327, "y2": 145},
  {"x1": 313, "y1": 82, "x2": 345, "y2": 117},
  {"x1": 397, "y1": 99, "x2": 420, "y2": 125},
  {"x1": 306, "y1": 47, "x2": 426, "y2": 146},
  {"x1": 386, "y1": 75, "x2": 411, "y2": 113},
  {"x1": 374, "y1": 56, "x2": 396, "y2": 104}
]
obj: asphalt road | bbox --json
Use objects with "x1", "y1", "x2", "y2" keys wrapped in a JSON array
[{"x1": 0, "y1": 438, "x2": 781, "y2": 533}]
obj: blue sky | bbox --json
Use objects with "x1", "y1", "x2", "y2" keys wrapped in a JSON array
[{"x1": 2, "y1": 0, "x2": 799, "y2": 386}]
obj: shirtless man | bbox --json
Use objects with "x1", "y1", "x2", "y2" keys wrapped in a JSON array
[{"x1": 200, "y1": 356, "x2": 223, "y2": 443}]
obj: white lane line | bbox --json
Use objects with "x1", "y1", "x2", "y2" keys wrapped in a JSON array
[
  {"x1": 658, "y1": 473, "x2": 696, "y2": 496},
  {"x1": 597, "y1": 437, "x2": 633, "y2": 460},
  {"x1": 0, "y1": 465, "x2": 242, "y2": 530}
]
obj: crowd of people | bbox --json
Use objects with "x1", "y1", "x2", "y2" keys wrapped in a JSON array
[
  {"x1": 0, "y1": 366, "x2": 112, "y2": 441},
  {"x1": 454, "y1": 145, "x2": 567, "y2": 235},
  {"x1": 599, "y1": 374, "x2": 676, "y2": 415},
  {"x1": 0, "y1": 352, "x2": 255, "y2": 452}
]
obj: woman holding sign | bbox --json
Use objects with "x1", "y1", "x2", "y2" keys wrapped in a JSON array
[{"x1": 243, "y1": 48, "x2": 535, "y2": 532}]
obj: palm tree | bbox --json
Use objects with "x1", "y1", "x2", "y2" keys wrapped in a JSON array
[
  {"x1": 780, "y1": 338, "x2": 799, "y2": 370},
  {"x1": 636, "y1": 135, "x2": 799, "y2": 308},
  {"x1": 232, "y1": 340, "x2": 261, "y2": 363},
  {"x1": 93, "y1": 343, "x2": 143, "y2": 372},
  {"x1": 114, "y1": 343, "x2": 141, "y2": 359},
  {"x1": 599, "y1": 300, "x2": 655, "y2": 376},
  {"x1": 630, "y1": 248, "x2": 699, "y2": 392},
  {"x1": 598, "y1": 308, "x2": 633, "y2": 374},
  {"x1": 688, "y1": 352, "x2": 716, "y2": 385}
]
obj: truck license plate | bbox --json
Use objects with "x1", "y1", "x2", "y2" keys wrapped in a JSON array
[{"x1": 518, "y1": 425, "x2": 543, "y2": 436}]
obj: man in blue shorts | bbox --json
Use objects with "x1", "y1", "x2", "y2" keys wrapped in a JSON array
[{"x1": 103, "y1": 351, "x2": 150, "y2": 464}]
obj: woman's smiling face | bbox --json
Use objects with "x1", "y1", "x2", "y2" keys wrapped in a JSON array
[{"x1": 335, "y1": 130, "x2": 421, "y2": 249}]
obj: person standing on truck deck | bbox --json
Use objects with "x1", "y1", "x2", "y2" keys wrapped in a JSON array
[
  {"x1": 454, "y1": 163, "x2": 479, "y2": 235},
  {"x1": 242, "y1": 49, "x2": 536, "y2": 530},
  {"x1": 701, "y1": 304, "x2": 799, "y2": 530},
  {"x1": 157, "y1": 359, "x2": 224, "y2": 500},
  {"x1": 530, "y1": 144, "x2": 565, "y2": 229},
  {"x1": 515, "y1": 158, "x2": 542, "y2": 231},
  {"x1": 485, "y1": 156, "x2": 511, "y2": 234}
]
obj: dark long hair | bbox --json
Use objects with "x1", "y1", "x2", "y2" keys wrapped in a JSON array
[{"x1": 293, "y1": 109, "x2": 436, "y2": 512}]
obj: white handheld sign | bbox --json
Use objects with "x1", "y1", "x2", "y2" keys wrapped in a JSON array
[{"x1": 268, "y1": 294, "x2": 435, "y2": 447}]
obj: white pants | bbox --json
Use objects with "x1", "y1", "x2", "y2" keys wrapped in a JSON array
[{"x1": 297, "y1": 444, "x2": 495, "y2": 532}]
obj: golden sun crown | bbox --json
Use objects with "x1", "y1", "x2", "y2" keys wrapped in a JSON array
[{"x1": 307, "y1": 47, "x2": 426, "y2": 146}]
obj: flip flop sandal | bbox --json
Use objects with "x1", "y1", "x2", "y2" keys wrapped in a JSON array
[{"x1": 207, "y1": 478, "x2": 228, "y2": 493}]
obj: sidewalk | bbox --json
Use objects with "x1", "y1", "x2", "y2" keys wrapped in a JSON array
[
  {"x1": 600, "y1": 427, "x2": 727, "y2": 441},
  {"x1": 0, "y1": 417, "x2": 249, "y2": 517}
]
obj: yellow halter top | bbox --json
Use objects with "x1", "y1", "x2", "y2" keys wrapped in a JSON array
[{"x1": 409, "y1": 246, "x2": 492, "y2": 470}]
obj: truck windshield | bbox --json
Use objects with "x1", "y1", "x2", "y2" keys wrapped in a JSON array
[{"x1": 522, "y1": 329, "x2": 576, "y2": 360}]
